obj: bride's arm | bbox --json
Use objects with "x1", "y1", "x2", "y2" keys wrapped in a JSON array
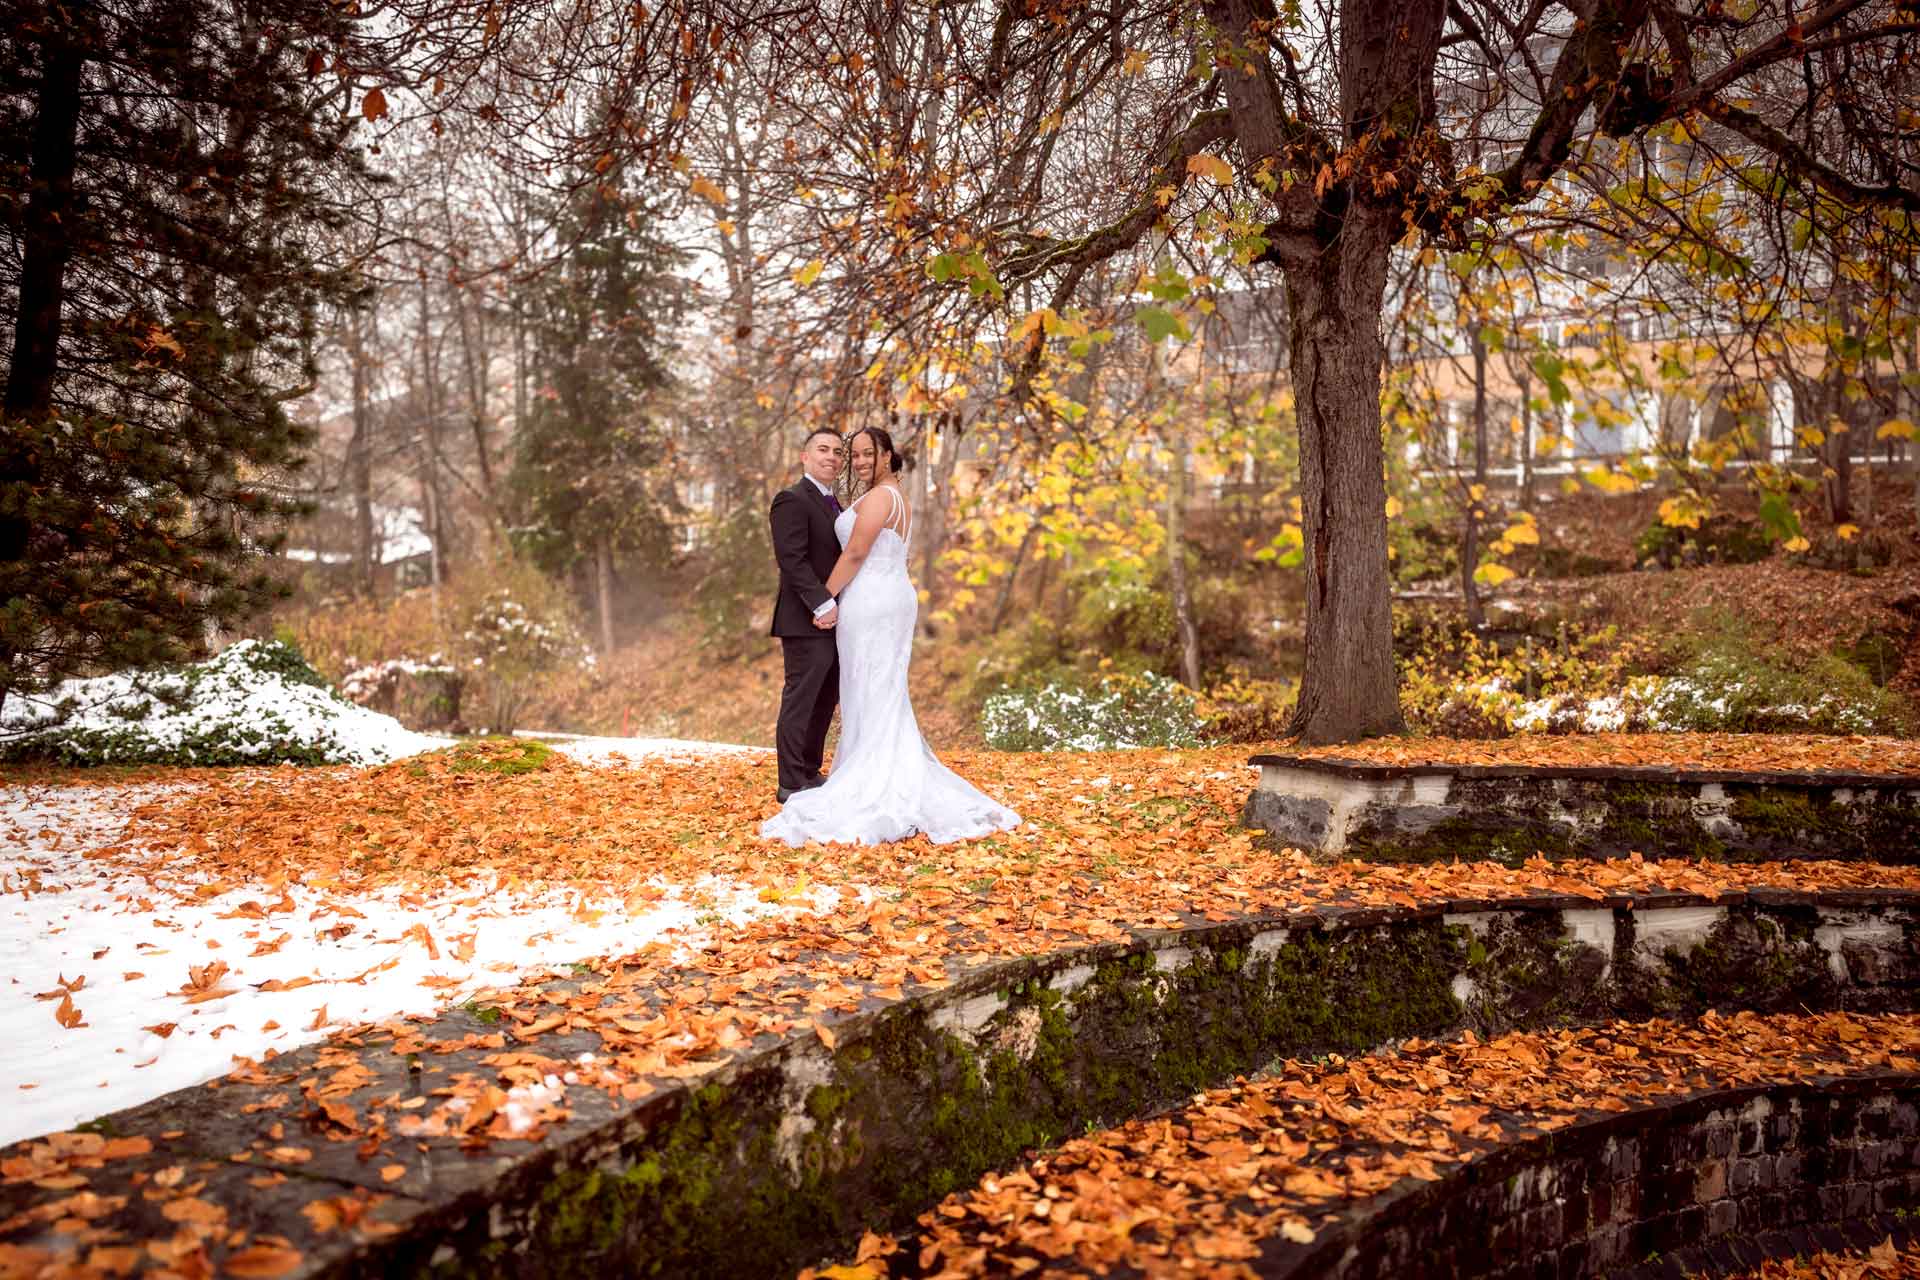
[{"x1": 824, "y1": 497, "x2": 888, "y2": 596}]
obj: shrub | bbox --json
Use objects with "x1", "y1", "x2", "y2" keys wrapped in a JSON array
[
  {"x1": 1397, "y1": 620, "x2": 1644, "y2": 737},
  {"x1": 339, "y1": 654, "x2": 464, "y2": 730},
  {"x1": 1633, "y1": 514, "x2": 1771, "y2": 569},
  {"x1": 691, "y1": 505, "x2": 779, "y2": 656},
  {"x1": 459, "y1": 586, "x2": 594, "y2": 735},
  {"x1": 1198, "y1": 673, "x2": 1297, "y2": 743},
  {"x1": 1073, "y1": 568, "x2": 1177, "y2": 662},
  {"x1": 960, "y1": 618, "x2": 1076, "y2": 713},
  {"x1": 1510, "y1": 611, "x2": 1913, "y2": 735},
  {"x1": 278, "y1": 588, "x2": 445, "y2": 684},
  {"x1": 0, "y1": 639, "x2": 436, "y2": 766},
  {"x1": 981, "y1": 669, "x2": 1207, "y2": 751},
  {"x1": 278, "y1": 556, "x2": 591, "y2": 735},
  {"x1": 1834, "y1": 628, "x2": 1908, "y2": 687},
  {"x1": 1646, "y1": 626, "x2": 1911, "y2": 734}
]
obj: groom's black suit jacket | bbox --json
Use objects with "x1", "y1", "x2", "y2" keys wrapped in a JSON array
[{"x1": 769, "y1": 478, "x2": 841, "y2": 636}]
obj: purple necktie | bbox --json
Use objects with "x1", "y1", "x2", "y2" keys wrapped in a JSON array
[{"x1": 821, "y1": 488, "x2": 841, "y2": 516}]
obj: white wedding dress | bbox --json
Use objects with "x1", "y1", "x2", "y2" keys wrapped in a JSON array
[{"x1": 760, "y1": 487, "x2": 1021, "y2": 847}]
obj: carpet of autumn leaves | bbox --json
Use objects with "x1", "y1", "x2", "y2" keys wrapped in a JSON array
[
  {"x1": 1731, "y1": 1241, "x2": 1920, "y2": 1278},
  {"x1": 58, "y1": 737, "x2": 1920, "y2": 1108},
  {"x1": 1277, "y1": 733, "x2": 1920, "y2": 775},
  {"x1": 10, "y1": 734, "x2": 1920, "y2": 1279},
  {"x1": 815, "y1": 1010, "x2": 1920, "y2": 1280}
]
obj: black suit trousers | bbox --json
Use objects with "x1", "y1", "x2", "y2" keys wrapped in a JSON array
[{"x1": 776, "y1": 634, "x2": 838, "y2": 791}]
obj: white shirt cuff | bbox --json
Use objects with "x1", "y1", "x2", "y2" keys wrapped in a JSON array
[{"x1": 812, "y1": 598, "x2": 836, "y2": 617}]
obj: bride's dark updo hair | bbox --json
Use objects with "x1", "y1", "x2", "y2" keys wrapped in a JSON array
[{"x1": 850, "y1": 425, "x2": 914, "y2": 477}]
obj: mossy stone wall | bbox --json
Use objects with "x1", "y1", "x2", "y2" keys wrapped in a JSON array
[
  {"x1": 1246, "y1": 757, "x2": 1920, "y2": 865},
  {"x1": 359, "y1": 895, "x2": 1920, "y2": 1280}
]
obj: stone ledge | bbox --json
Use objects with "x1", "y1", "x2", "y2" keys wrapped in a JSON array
[
  {"x1": 1248, "y1": 753, "x2": 1920, "y2": 789},
  {"x1": 9, "y1": 891, "x2": 1920, "y2": 1278},
  {"x1": 1245, "y1": 756, "x2": 1920, "y2": 864},
  {"x1": 1285, "y1": 1074, "x2": 1920, "y2": 1279}
]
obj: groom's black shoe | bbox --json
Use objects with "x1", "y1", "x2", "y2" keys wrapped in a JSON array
[{"x1": 776, "y1": 775, "x2": 827, "y2": 804}]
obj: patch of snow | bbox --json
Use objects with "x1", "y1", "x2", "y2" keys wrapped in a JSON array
[
  {"x1": 0, "y1": 778, "x2": 830, "y2": 1147},
  {"x1": 529, "y1": 732, "x2": 769, "y2": 766},
  {"x1": 0, "y1": 640, "x2": 447, "y2": 766}
]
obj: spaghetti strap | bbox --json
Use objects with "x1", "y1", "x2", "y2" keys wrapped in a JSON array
[{"x1": 890, "y1": 486, "x2": 911, "y2": 544}]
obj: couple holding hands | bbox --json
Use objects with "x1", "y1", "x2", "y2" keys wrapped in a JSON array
[{"x1": 759, "y1": 426, "x2": 1020, "y2": 848}]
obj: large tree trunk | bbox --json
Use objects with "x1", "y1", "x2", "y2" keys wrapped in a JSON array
[
  {"x1": 2, "y1": 41, "x2": 85, "y2": 567},
  {"x1": 1282, "y1": 215, "x2": 1404, "y2": 744},
  {"x1": 0, "y1": 38, "x2": 84, "y2": 708}
]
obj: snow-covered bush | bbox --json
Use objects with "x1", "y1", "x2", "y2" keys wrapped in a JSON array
[
  {"x1": 340, "y1": 653, "x2": 454, "y2": 702},
  {"x1": 339, "y1": 653, "x2": 464, "y2": 730},
  {"x1": 982, "y1": 670, "x2": 1207, "y2": 751},
  {"x1": 1502, "y1": 668, "x2": 1906, "y2": 736},
  {"x1": 0, "y1": 639, "x2": 443, "y2": 766},
  {"x1": 460, "y1": 589, "x2": 595, "y2": 734}
]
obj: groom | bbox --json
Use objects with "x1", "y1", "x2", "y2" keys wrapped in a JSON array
[{"x1": 769, "y1": 428, "x2": 844, "y2": 802}]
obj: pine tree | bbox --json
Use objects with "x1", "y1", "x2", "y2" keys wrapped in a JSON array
[
  {"x1": 508, "y1": 167, "x2": 690, "y2": 651},
  {"x1": 0, "y1": 0, "x2": 372, "y2": 709}
]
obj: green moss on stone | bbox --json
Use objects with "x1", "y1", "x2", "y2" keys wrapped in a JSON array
[
  {"x1": 1729, "y1": 786, "x2": 1829, "y2": 846},
  {"x1": 1620, "y1": 905, "x2": 1836, "y2": 1018},
  {"x1": 1457, "y1": 911, "x2": 1611, "y2": 1034},
  {"x1": 1348, "y1": 811, "x2": 1576, "y2": 867},
  {"x1": 1328, "y1": 775, "x2": 1920, "y2": 865}
]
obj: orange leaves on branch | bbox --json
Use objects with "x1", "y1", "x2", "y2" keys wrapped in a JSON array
[
  {"x1": 360, "y1": 87, "x2": 388, "y2": 123},
  {"x1": 1185, "y1": 154, "x2": 1234, "y2": 186}
]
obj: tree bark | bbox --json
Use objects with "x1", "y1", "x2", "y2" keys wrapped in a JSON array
[
  {"x1": 346, "y1": 307, "x2": 376, "y2": 597},
  {"x1": 595, "y1": 532, "x2": 616, "y2": 656},
  {"x1": 2, "y1": 41, "x2": 85, "y2": 569},
  {"x1": 416, "y1": 272, "x2": 448, "y2": 591},
  {"x1": 919, "y1": 411, "x2": 963, "y2": 634},
  {"x1": 989, "y1": 516, "x2": 1041, "y2": 635},
  {"x1": 1167, "y1": 427, "x2": 1202, "y2": 690},
  {"x1": 1461, "y1": 325, "x2": 1490, "y2": 629},
  {"x1": 1282, "y1": 213, "x2": 1405, "y2": 744},
  {"x1": 452, "y1": 285, "x2": 500, "y2": 512},
  {"x1": 1824, "y1": 374, "x2": 1854, "y2": 525},
  {"x1": 1518, "y1": 365, "x2": 1536, "y2": 512}
]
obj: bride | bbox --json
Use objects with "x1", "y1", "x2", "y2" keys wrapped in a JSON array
[{"x1": 760, "y1": 426, "x2": 1021, "y2": 847}]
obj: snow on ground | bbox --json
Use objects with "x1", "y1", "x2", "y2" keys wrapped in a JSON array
[
  {"x1": 527, "y1": 730, "x2": 770, "y2": 766},
  {"x1": 0, "y1": 737, "x2": 817, "y2": 1147}
]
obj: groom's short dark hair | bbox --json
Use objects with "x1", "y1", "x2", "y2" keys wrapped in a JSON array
[{"x1": 802, "y1": 427, "x2": 843, "y2": 448}]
